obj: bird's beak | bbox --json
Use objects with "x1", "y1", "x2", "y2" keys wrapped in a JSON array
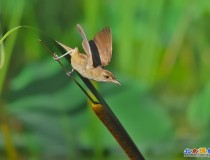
[{"x1": 113, "y1": 79, "x2": 121, "y2": 85}]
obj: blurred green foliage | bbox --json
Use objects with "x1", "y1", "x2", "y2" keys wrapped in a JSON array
[{"x1": 1, "y1": 0, "x2": 210, "y2": 159}]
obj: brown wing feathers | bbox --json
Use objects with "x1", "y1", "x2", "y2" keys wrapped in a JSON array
[
  {"x1": 76, "y1": 24, "x2": 91, "y2": 55},
  {"x1": 77, "y1": 24, "x2": 112, "y2": 67},
  {"x1": 93, "y1": 27, "x2": 112, "y2": 66}
]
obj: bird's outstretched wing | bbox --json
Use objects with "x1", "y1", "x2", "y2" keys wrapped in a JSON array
[
  {"x1": 77, "y1": 24, "x2": 112, "y2": 67},
  {"x1": 76, "y1": 24, "x2": 91, "y2": 56},
  {"x1": 93, "y1": 27, "x2": 112, "y2": 67},
  {"x1": 77, "y1": 24, "x2": 101, "y2": 67}
]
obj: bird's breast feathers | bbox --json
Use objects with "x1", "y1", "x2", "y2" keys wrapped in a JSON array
[{"x1": 71, "y1": 52, "x2": 95, "y2": 78}]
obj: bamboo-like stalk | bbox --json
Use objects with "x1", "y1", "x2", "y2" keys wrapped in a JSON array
[
  {"x1": 74, "y1": 76, "x2": 145, "y2": 159},
  {"x1": 92, "y1": 103, "x2": 144, "y2": 160}
]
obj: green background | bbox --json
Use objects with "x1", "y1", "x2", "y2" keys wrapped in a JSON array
[{"x1": 1, "y1": 0, "x2": 210, "y2": 159}]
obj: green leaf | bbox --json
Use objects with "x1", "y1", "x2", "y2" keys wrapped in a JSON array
[
  {"x1": 0, "y1": 26, "x2": 22, "y2": 45},
  {"x1": 101, "y1": 76, "x2": 174, "y2": 148},
  {"x1": 188, "y1": 81, "x2": 210, "y2": 128}
]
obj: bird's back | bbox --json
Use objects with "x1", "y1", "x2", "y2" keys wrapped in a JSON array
[{"x1": 71, "y1": 50, "x2": 94, "y2": 78}]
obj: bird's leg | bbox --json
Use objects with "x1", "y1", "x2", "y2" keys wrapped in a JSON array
[
  {"x1": 53, "y1": 50, "x2": 72, "y2": 61},
  {"x1": 66, "y1": 68, "x2": 74, "y2": 77},
  {"x1": 52, "y1": 52, "x2": 74, "y2": 77}
]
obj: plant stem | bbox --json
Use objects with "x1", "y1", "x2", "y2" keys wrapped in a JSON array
[
  {"x1": 92, "y1": 103, "x2": 145, "y2": 160},
  {"x1": 0, "y1": 114, "x2": 18, "y2": 160}
]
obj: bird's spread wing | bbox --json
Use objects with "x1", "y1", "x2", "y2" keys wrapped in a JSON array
[
  {"x1": 93, "y1": 27, "x2": 112, "y2": 67},
  {"x1": 77, "y1": 24, "x2": 101, "y2": 68},
  {"x1": 76, "y1": 24, "x2": 112, "y2": 67},
  {"x1": 76, "y1": 24, "x2": 91, "y2": 56}
]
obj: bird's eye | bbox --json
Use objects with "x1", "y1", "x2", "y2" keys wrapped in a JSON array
[{"x1": 104, "y1": 75, "x2": 109, "y2": 79}]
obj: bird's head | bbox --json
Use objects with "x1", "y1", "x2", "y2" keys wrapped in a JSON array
[{"x1": 100, "y1": 69, "x2": 121, "y2": 85}]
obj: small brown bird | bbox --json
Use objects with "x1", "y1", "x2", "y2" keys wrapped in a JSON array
[{"x1": 54, "y1": 24, "x2": 121, "y2": 85}]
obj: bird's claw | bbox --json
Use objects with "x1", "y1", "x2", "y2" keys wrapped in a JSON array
[
  {"x1": 53, "y1": 53, "x2": 59, "y2": 61},
  {"x1": 66, "y1": 69, "x2": 74, "y2": 77},
  {"x1": 66, "y1": 71, "x2": 71, "y2": 77}
]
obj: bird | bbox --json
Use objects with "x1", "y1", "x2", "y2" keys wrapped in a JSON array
[{"x1": 54, "y1": 24, "x2": 121, "y2": 85}]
